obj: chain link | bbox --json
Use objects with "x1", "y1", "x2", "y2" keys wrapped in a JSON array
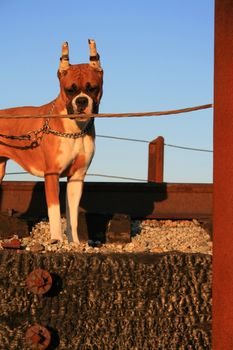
[
  {"x1": 48, "y1": 118, "x2": 94, "y2": 138},
  {"x1": 0, "y1": 100, "x2": 94, "y2": 142},
  {"x1": 0, "y1": 132, "x2": 31, "y2": 140}
]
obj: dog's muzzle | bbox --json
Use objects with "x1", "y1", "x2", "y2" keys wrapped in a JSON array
[
  {"x1": 71, "y1": 93, "x2": 93, "y2": 115},
  {"x1": 76, "y1": 96, "x2": 89, "y2": 113}
]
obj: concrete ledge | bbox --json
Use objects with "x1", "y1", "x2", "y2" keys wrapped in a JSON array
[{"x1": 0, "y1": 251, "x2": 212, "y2": 349}]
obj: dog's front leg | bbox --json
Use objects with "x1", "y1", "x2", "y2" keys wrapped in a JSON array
[
  {"x1": 66, "y1": 176, "x2": 84, "y2": 244},
  {"x1": 44, "y1": 174, "x2": 63, "y2": 242}
]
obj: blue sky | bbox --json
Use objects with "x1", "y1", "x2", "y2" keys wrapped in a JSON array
[{"x1": 0, "y1": 0, "x2": 214, "y2": 183}]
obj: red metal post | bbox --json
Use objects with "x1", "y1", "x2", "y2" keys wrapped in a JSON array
[
  {"x1": 148, "y1": 136, "x2": 164, "y2": 183},
  {"x1": 213, "y1": 1, "x2": 233, "y2": 348}
]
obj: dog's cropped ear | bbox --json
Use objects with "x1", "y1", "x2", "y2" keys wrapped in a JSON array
[
  {"x1": 88, "y1": 39, "x2": 103, "y2": 72},
  {"x1": 58, "y1": 42, "x2": 70, "y2": 75}
]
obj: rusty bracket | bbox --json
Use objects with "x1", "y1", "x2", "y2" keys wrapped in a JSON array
[
  {"x1": 26, "y1": 269, "x2": 52, "y2": 295},
  {"x1": 25, "y1": 324, "x2": 51, "y2": 349},
  {"x1": 106, "y1": 213, "x2": 131, "y2": 243}
]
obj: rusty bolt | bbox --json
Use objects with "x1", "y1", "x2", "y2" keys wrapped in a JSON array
[
  {"x1": 25, "y1": 324, "x2": 51, "y2": 349},
  {"x1": 26, "y1": 269, "x2": 52, "y2": 295}
]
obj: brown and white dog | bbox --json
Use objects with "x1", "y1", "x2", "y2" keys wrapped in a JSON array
[{"x1": 0, "y1": 39, "x2": 103, "y2": 244}]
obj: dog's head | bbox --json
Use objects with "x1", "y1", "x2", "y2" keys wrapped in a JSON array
[{"x1": 57, "y1": 40, "x2": 103, "y2": 116}]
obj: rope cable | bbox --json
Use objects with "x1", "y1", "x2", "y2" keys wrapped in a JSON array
[
  {"x1": 2, "y1": 103, "x2": 213, "y2": 179},
  {"x1": 96, "y1": 134, "x2": 149, "y2": 143},
  {"x1": 5, "y1": 171, "x2": 146, "y2": 182},
  {"x1": 96, "y1": 134, "x2": 213, "y2": 153},
  {"x1": 0, "y1": 103, "x2": 213, "y2": 119},
  {"x1": 165, "y1": 143, "x2": 213, "y2": 153}
]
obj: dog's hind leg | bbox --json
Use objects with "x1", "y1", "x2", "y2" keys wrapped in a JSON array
[
  {"x1": 44, "y1": 173, "x2": 63, "y2": 243},
  {"x1": 0, "y1": 158, "x2": 7, "y2": 184}
]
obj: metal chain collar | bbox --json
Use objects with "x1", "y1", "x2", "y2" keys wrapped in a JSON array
[
  {"x1": 47, "y1": 118, "x2": 94, "y2": 138},
  {"x1": 0, "y1": 101, "x2": 94, "y2": 141}
]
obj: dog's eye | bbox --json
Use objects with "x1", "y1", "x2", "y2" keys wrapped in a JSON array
[
  {"x1": 86, "y1": 83, "x2": 99, "y2": 94},
  {"x1": 65, "y1": 84, "x2": 78, "y2": 95}
]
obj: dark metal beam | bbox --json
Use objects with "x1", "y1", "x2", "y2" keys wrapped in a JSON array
[{"x1": 0, "y1": 181, "x2": 212, "y2": 220}]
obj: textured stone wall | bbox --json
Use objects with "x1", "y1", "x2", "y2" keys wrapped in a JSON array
[{"x1": 0, "y1": 251, "x2": 212, "y2": 349}]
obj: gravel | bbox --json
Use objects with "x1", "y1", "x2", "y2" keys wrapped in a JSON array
[
  {"x1": 131, "y1": 219, "x2": 212, "y2": 255},
  {"x1": 0, "y1": 218, "x2": 212, "y2": 255}
]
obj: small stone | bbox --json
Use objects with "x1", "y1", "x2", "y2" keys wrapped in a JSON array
[
  {"x1": 88, "y1": 240, "x2": 95, "y2": 247},
  {"x1": 1, "y1": 238, "x2": 21, "y2": 249},
  {"x1": 150, "y1": 246, "x2": 164, "y2": 253},
  {"x1": 48, "y1": 245, "x2": 59, "y2": 252},
  {"x1": 193, "y1": 219, "x2": 200, "y2": 226},
  {"x1": 29, "y1": 243, "x2": 45, "y2": 253}
]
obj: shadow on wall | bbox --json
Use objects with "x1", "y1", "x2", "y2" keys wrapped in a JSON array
[{"x1": 0, "y1": 181, "x2": 168, "y2": 241}]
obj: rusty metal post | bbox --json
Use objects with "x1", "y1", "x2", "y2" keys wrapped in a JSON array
[
  {"x1": 148, "y1": 136, "x2": 164, "y2": 183},
  {"x1": 213, "y1": 1, "x2": 233, "y2": 349}
]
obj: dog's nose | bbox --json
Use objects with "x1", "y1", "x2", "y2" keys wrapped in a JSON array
[{"x1": 76, "y1": 97, "x2": 88, "y2": 110}]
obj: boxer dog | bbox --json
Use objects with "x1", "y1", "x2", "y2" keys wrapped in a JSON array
[{"x1": 0, "y1": 40, "x2": 103, "y2": 244}]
